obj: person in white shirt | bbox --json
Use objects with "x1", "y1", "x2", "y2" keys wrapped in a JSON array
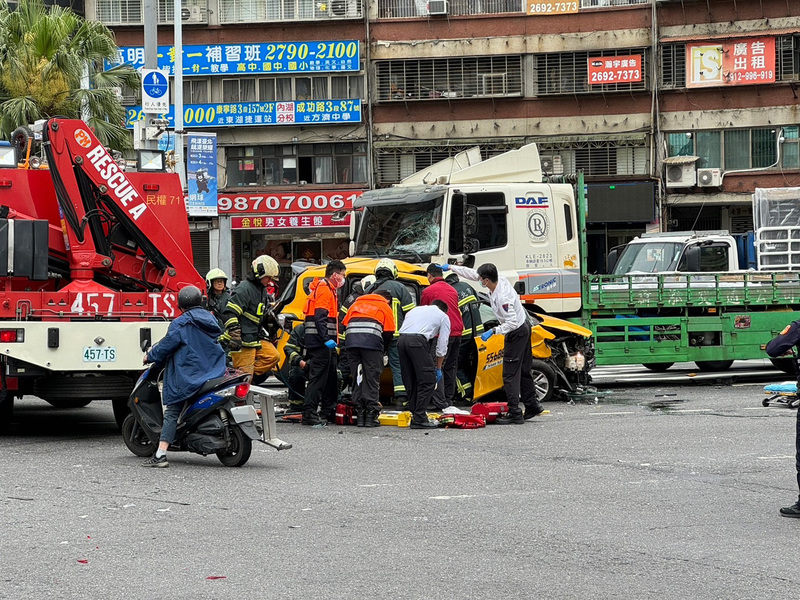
[
  {"x1": 398, "y1": 300, "x2": 451, "y2": 429},
  {"x1": 442, "y1": 262, "x2": 545, "y2": 424}
]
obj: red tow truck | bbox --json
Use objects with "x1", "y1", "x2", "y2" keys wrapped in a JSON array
[{"x1": 0, "y1": 118, "x2": 203, "y2": 430}]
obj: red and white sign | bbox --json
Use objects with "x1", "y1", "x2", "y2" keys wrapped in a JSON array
[
  {"x1": 218, "y1": 190, "x2": 363, "y2": 214},
  {"x1": 231, "y1": 213, "x2": 351, "y2": 230},
  {"x1": 588, "y1": 55, "x2": 643, "y2": 85},
  {"x1": 687, "y1": 37, "x2": 775, "y2": 88}
]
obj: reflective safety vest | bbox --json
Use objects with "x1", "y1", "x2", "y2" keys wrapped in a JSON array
[
  {"x1": 342, "y1": 294, "x2": 396, "y2": 351},
  {"x1": 304, "y1": 277, "x2": 339, "y2": 349}
]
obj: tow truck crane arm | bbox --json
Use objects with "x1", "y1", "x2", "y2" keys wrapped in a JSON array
[{"x1": 41, "y1": 118, "x2": 202, "y2": 292}]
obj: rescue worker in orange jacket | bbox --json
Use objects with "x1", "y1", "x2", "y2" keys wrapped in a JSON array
[
  {"x1": 302, "y1": 259, "x2": 347, "y2": 426},
  {"x1": 342, "y1": 289, "x2": 396, "y2": 427}
]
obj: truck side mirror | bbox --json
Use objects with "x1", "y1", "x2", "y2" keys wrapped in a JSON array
[
  {"x1": 464, "y1": 237, "x2": 480, "y2": 255},
  {"x1": 683, "y1": 246, "x2": 701, "y2": 271},
  {"x1": 606, "y1": 247, "x2": 620, "y2": 274},
  {"x1": 464, "y1": 204, "x2": 478, "y2": 237}
]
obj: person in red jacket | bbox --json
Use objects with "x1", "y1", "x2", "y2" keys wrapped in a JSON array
[
  {"x1": 302, "y1": 260, "x2": 347, "y2": 426},
  {"x1": 342, "y1": 289, "x2": 396, "y2": 427},
  {"x1": 420, "y1": 263, "x2": 463, "y2": 409}
]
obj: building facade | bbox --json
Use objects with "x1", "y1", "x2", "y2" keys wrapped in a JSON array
[{"x1": 90, "y1": 0, "x2": 800, "y2": 275}]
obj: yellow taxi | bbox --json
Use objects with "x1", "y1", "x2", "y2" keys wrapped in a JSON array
[{"x1": 273, "y1": 258, "x2": 593, "y2": 403}]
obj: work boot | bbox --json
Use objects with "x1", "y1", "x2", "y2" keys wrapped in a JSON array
[
  {"x1": 496, "y1": 412, "x2": 525, "y2": 425},
  {"x1": 364, "y1": 410, "x2": 381, "y2": 427},
  {"x1": 524, "y1": 401, "x2": 545, "y2": 420},
  {"x1": 356, "y1": 410, "x2": 366, "y2": 428},
  {"x1": 780, "y1": 502, "x2": 800, "y2": 518},
  {"x1": 301, "y1": 412, "x2": 321, "y2": 426},
  {"x1": 395, "y1": 395, "x2": 408, "y2": 409}
]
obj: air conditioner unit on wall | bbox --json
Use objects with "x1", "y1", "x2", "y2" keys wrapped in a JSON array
[
  {"x1": 665, "y1": 163, "x2": 696, "y2": 188},
  {"x1": 540, "y1": 155, "x2": 564, "y2": 176},
  {"x1": 329, "y1": 0, "x2": 360, "y2": 17},
  {"x1": 697, "y1": 168, "x2": 722, "y2": 187},
  {"x1": 427, "y1": 0, "x2": 448, "y2": 16}
]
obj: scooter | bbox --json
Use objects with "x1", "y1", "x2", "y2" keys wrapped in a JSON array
[{"x1": 121, "y1": 364, "x2": 262, "y2": 467}]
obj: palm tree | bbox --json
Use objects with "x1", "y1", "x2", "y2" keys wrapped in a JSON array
[{"x1": 0, "y1": 0, "x2": 139, "y2": 150}]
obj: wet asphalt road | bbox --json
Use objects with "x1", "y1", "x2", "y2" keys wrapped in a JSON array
[{"x1": 2, "y1": 375, "x2": 799, "y2": 599}]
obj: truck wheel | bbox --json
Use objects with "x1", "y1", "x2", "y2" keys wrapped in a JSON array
[
  {"x1": 0, "y1": 391, "x2": 12, "y2": 433},
  {"x1": 112, "y1": 397, "x2": 131, "y2": 430},
  {"x1": 217, "y1": 426, "x2": 252, "y2": 467},
  {"x1": 695, "y1": 360, "x2": 734, "y2": 372},
  {"x1": 44, "y1": 398, "x2": 92, "y2": 408},
  {"x1": 643, "y1": 363, "x2": 674, "y2": 372},
  {"x1": 121, "y1": 414, "x2": 157, "y2": 457},
  {"x1": 769, "y1": 358, "x2": 795, "y2": 375},
  {"x1": 530, "y1": 360, "x2": 556, "y2": 403}
]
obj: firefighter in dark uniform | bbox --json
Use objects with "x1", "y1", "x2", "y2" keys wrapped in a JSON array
[
  {"x1": 367, "y1": 259, "x2": 415, "y2": 407},
  {"x1": 302, "y1": 259, "x2": 347, "y2": 426},
  {"x1": 766, "y1": 319, "x2": 800, "y2": 518},
  {"x1": 222, "y1": 255, "x2": 281, "y2": 379},
  {"x1": 337, "y1": 275, "x2": 373, "y2": 391},
  {"x1": 342, "y1": 289, "x2": 395, "y2": 427},
  {"x1": 445, "y1": 270, "x2": 484, "y2": 403},
  {"x1": 204, "y1": 268, "x2": 234, "y2": 351},
  {"x1": 283, "y1": 322, "x2": 308, "y2": 413}
]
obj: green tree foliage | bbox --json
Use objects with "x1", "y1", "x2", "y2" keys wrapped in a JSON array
[{"x1": 0, "y1": 0, "x2": 139, "y2": 149}]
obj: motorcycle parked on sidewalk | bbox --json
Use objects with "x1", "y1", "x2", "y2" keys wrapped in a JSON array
[{"x1": 121, "y1": 364, "x2": 260, "y2": 467}]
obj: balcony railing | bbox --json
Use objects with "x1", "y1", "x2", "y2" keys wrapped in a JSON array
[
  {"x1": 96, "y1": 0, "x2": 208, "y2": 24},
  {"x1": 218, "y1": 0, "x2": 363, "y2": 23}
]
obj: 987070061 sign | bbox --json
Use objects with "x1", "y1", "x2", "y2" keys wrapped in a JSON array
[{"x1": 217, "y1": 191, "x2": 362, "y2": 214}]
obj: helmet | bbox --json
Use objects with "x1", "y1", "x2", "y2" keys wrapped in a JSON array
[
  {"x1": 205, "y1": 268, "x2": 228, "y2": 287},
  {"x1": 252, "y1": 255, "x2": 279, "y2": 278},
  {"x1": 444, "y1": 271, "x2": 458, "y2": 282},
  {"x1": 375, "y1": 258, "x2": 398, "y2": 279},
  {"x1": 178, "y1": 285, "x2": 203, "y2": 311},
  {"x1": 361, "y1": 274, "x2": 376, "y2": 291}
]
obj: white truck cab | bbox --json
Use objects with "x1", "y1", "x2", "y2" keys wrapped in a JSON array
[
  {"x1": 352, "y1": 144, "x2": 582, "y2": 314},
  {"x1": 608, "y1": 231, "x2": 740, "y2": 275}
]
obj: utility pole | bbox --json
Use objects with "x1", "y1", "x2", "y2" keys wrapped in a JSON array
[
  {"x1": 137, "y1": 0, "x2": 158, "y2": 151},
  {"x1": 173, "y1": 0, "x2": 186, "y2": 188}
]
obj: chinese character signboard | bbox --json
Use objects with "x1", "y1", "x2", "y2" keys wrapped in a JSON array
[
  {"x1": 186, "y1": 133, "x2": 218, "y2": 217},
  {"x1": 231, "y1": 214, "x2": 351, "y2": 230},
  {"x1": 114, "y1": 41, "x2": 360, "y2": 76},
  {"x1": 218, "y1": 191, "x2": 363, "y2": 214},
  {"x1": 687, "y1": 37, "x2": 775, "y2": 88},
  {"x1": 526, "y1": 1, "x2": 578, "y2": 15},
  {"x1": 588, "y1": 55, "x2": 643, "y2": 85},
  {"x1": 125, "y1": 100, "x2": 362, "y2": 129}
]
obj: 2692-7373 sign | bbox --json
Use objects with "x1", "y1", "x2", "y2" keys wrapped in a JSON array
[
  {"x1": 588, "y1": 55, "x2": 643, "y2": 85},
  {"x1": 527, "y1": 1, "x2": 578, "y2": 14}
]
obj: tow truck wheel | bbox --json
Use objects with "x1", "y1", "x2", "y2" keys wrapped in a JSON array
[
  {"x1": 0, "y1": 391, "x2": 12, "y2": 433},
  {"x1": 530, "y1": 360, "x2": 556, "y2": 403},
  {"x1": 121, "y1": 414, "x2": 157, "y2": 457},
  {"x1": 643, "y1": 363, "x2": 674, "y2": 372},
  {"x1": 695, "y1": 360, "x2": 734, "y2": 372},
  {"x1": 217, "y1": 426, "x2": 252, "y2": 467}
]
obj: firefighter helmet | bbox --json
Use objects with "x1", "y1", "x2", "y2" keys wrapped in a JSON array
[
  {"x1": 361, "y1": 274, "x2": 376, "y2": 291},
  {"x1": 374, "y1": 258, "x2": 398, "y2": 279},
  {"x1": 178, "y1": 285, "x2": 203, "y2": 311},
  {"x1": 205, "y1": 268, "x2": 228, "y2": 287},
  {"x1": 252, "y1": 255, "x2": 279, "y2": 278}
]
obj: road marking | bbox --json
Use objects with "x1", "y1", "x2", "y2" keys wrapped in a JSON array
[
  {"x1": 758, "y1": 455, "x2": 794, "y2": 460},
  {"x1": 589, "y1": 411, "x2": 636, "y2": 415},
  {"x1": 673, "y1": 409, "x2": 713, "y2": 413}
]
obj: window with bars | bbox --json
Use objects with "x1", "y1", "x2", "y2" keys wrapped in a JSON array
[
  {"x1": 377, "y1": 0, "x2": 522, "y2": 18},
  {"x1": 661, "y1": 35, "x2": 800, "y2": 89},
  {"x1": 96, "y1": 0, "x2": 207, "y2": 24},
  {"x1": 375, "y1": 138, "x2": 647, "y2": 184},
  {"x1": 533, "y1": 48, "x2": 649, "y2": 95},
  {"x1": 375, "y1": 56, "x2": 522, "y2": 102},
  {"x1": 226, "y1": 143, "x2": 368, "y2": 187},
  {"x1": 666, "y1": 127, "x2": 789, "y2": 170},
  {"x1": 218, "y1": 74, "x2": 365, "y2": 103},
  {"x1": 218, "y1": 0, "x2": 362, "y2": 23}
]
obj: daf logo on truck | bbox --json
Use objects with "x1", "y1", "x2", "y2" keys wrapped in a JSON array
[
  {"x1": 515, "y1": 196, "x2": 549, "y2": 208},
  {"x1": 85, "y1": 143, "x2": 147, "y2": 221}
]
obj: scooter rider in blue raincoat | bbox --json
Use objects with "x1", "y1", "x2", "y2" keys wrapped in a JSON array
[{"x1": 141, "y1": 285, "x2": 227, "y2": 468}]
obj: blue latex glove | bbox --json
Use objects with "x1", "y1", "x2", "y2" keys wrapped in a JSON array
[
  {"x1": 435, "y1": 368, "x2": 443, "y2": 382},
  {"x1": 438, "y1": 263, "x2": 450, "y2": 271},
  {"x1": 324, "y1": 339, "x2": 337, "y2": 350},
  {"x1": 480, "y1": 329, "x2": 494, "y2": 342}
]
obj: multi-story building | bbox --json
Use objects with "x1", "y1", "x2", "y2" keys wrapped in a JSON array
[{"x1": 90, "y1": 0, "x2": 800, "y2": 277}]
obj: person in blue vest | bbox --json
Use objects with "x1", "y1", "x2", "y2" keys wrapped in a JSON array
[{"x1": 141, "y1": 285, "x2": 227, "y2": 468}]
